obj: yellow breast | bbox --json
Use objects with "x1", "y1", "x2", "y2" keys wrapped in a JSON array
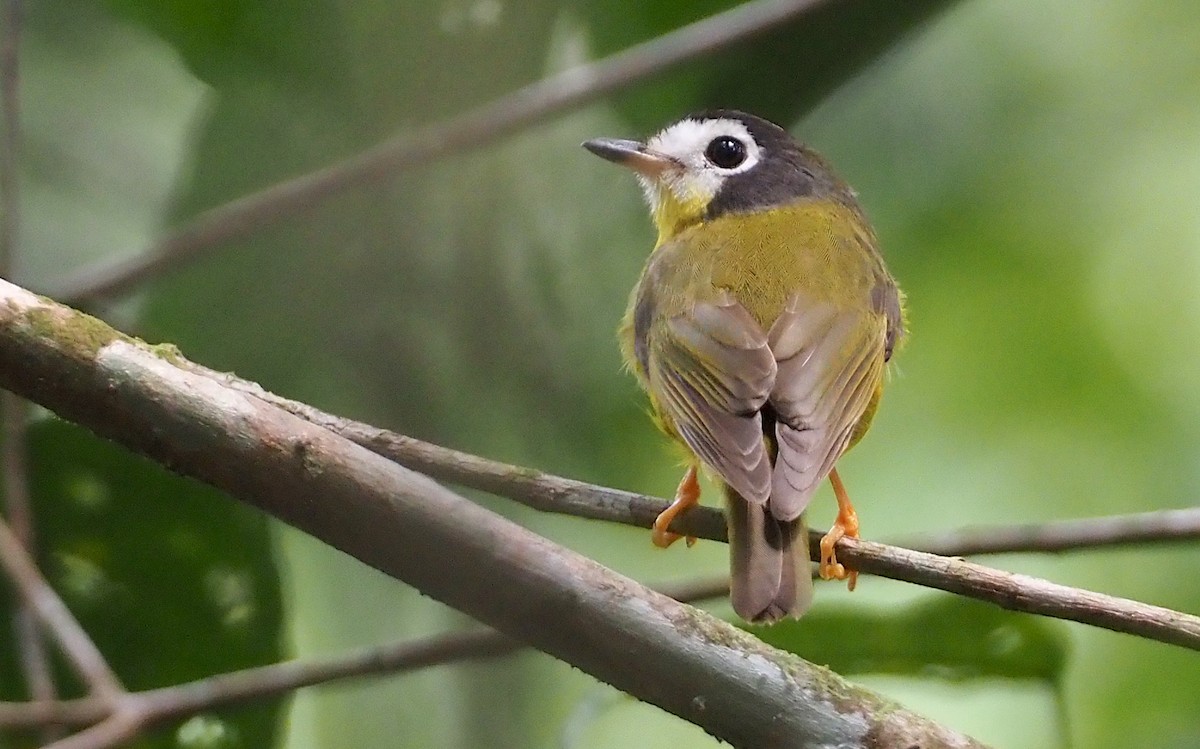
[{"x1": 660, "y1": 200, "x2": 882, "y2": 330}]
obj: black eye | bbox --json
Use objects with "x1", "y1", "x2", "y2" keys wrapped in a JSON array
[{"x1": 705, "y1": 135, "x2": 747, "y2": 169}]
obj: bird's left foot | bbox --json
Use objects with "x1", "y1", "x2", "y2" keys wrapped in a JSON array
[
  {"x1": 819, "y1": 467, "x2": 860, "y2": 591},
  {"x1": 652, "y1": 464, "x2": 700, "y2": 548}
]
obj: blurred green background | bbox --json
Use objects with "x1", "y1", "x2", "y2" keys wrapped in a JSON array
[{"x1": 4, "y1": 1, "x2": 1200, "y2": 747}]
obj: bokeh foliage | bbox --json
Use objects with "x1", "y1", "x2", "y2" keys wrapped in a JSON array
[
  {"x1": 5, "y1": 1, "x2": 1200, "y2": 748},
  {"x1": 0, "y1": 421, "x2": 282, "y2": 749}
]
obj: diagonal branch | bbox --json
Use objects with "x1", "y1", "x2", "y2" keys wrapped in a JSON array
[
  {"x1": 0, "y1": 517, "x2": 125, "y2": 702},
  {"x1": 230, "y1": 373, "x2": 1200, "y2": 559},
  {"x1": 0, "y1": 575, "x2": 732, "y2": 736},
  {"x1": 40, "y1": 709, "x2": 141, "y2": 749},
  {"x1": 0, "y1": 0, "x2": 65, "y2": 735},
  {"x1": 0, "y1": 278, "x2": 984, "y2": 748},
  {"x1": 0, "y1": 632, "x2": 519, "y2": 735},
  {"x1": 51, "y1": 0, "x2": 835, "y2": 307},
  {"x1": 218, "y1": 374, "x2": 1200, "y2": 650},
  {"x1": 220, "y1": 376, "x2": 733, "y2": 541},
  {"x1": 902, "y1": 508, "x2": 1200, "y2": 556},
  {"x1": 221, "y1": 376, "x2": 1200, "y2": 558},
  {"x1": 842, "y1": 536, "x2": 1200, "y2": 650}
]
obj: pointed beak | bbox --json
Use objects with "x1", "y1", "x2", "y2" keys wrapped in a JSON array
[{"x1": 582, "y1": 138, "x2": 675, "y2": 178}]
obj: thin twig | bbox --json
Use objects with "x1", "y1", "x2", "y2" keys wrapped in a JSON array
[
  {"x1": 842, "y1": 536, "x2": 1200, "y2": 650},
  {"x1": 1, "y1": 395, "x2": 51, "y2": 681},
  {"x1": 0, "y1": 517, "x2": 126, "y2": 702},
  {"x1": 52, "y1": 0, "x2": 835, "y2": 307},
  {"x1": 221, "y1": 375, "x2": 732, "y2": 542},
  {"x1": 39, "y1": 710, "x2": 141, "y2": 749},
  {"x1": 1, "y1": 391, "x2": 59, "y2": 730},
  {"x1": 0, "y1": 629, "x2": 519, "y2": 734},
  {"x1": 905, "y1": 508, "x2": 1200, "y2": 556},
  {"x1": 228, "y1": 375, "x2": 1200, "y2": 558},
  {"x1": 216, "y1": 377, "x2": 1200, "y2": 650},
  {"x1": 14, "y1": 608, "x2": 59, "y2": 724},
  {"x1": 0, "y1": 694, "x2": 102, "y2": 729},
  {"x1": 0, "y1": 575, "x2": 731, "y2": 734},
  {"x1": 132, "y1": 630, "x2": 518, "y2": 727},
  {"x1": 0, "y1": 0, "x2": 62, "y2": 738}
]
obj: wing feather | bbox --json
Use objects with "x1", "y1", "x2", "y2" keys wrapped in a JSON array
[
  {"x1": 767, "y1": 295, "x2": 887, "y2": 520},
  {"x1": 643, "y1": 286, "x2": 887, "y2": 518},
  {"x1": 645, "y1": 293, "x2": 776, "y2": 504}
]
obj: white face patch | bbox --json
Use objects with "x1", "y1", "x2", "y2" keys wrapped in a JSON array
[{"x1": 638, "y1": 117, "x2": 763, "y2": 209}]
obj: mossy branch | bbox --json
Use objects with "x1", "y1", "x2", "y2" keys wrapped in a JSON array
[{"x1": 0, "y1": 279, "x2": 987, "y2": 748}]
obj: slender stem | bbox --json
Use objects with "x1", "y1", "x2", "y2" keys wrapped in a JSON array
[
  {"x1": 905, "y1": 508, "x2": 1200, "y2": 556},
  {"x1": 130, "y1": 577, "x2": 728, "y2": 722},
  {"x1": 136, "y1": 630, "x2": 517, "y2": 726},
  {"x1": 16, "y1": 629, "x2": 517, "y2": 748},
  {"x1": 1, "y1": 391, "x2": 58, "y2": 718},
  {"x1": 51, "y1": 0, "x2": 836, "y2": 307},
  {"x1": 0, "y1": 517, "x2": 125, "y2": 702},
  {"x1": 221, "y1": 375, "x2": 732, "y2": 542},
  {"x1": 0, "y1": 1, "x2": 61, "y2": 737},
  {"x1": 0, "y1": 695, "x2": 104, "y2": 728},
  {"x1": 15, "y1": 606, "x2": 65, "y2": 742},
  {"x1": 218, "y1": 377, "x2": 1200, "y2": 650},
  {"x1": 1, "y1": 393, "x2": 34, "y2": 579},
  {"x1": 39, "y1": 710, "x2": 141, "y2": 749},
  {"x1": 0, "y1": 575, "x2": 733, "y2": 732},
  {"x1": 840, "y1": 536, "x2": 1200, "y2": 650},
  {"x1": 231, "y1": 375, "x2": 1200, "y2": 559}
]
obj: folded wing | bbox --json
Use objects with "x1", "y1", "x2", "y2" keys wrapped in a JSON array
[
  {"x1": 645, "y1": 291, "x2": 776, "y2": 504},
  {"x1": 767, "y1": 295, "x2": 886, "y2": 520}
]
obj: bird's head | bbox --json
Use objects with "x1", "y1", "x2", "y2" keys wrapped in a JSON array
[{"x1": 584, "y1": 110, "x2": 849, "y2": 244}]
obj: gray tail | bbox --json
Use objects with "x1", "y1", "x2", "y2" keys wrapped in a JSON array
[{"x1": 725, "y1": 485, "x2": 813, "y2": 623}]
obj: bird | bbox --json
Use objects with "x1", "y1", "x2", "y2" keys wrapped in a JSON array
[{"x1": 583, "y1": 110, "x2": 903, "y2": 623}]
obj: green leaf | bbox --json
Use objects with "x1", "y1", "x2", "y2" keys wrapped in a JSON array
[
  {"x1": 748, "y1": 595, "x2": 1068, "y2": 683},
  {"x1": 0, "y1": 419, "x2": 283, "y2": 748}
]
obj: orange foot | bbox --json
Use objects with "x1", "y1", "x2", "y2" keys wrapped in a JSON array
[
  {"x1": 652, "y1": 464, "x2": 700, "y2": 548},
  {"x1": 818, "y1": 467, "x2": 860, "y2": 591}
]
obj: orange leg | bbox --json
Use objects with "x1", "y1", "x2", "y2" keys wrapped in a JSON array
[
  {"x1": 652, "y1": 464, "x2": 701, "y2": 548},
  {"x1": 818, "y1": 467, "x2": 860, "y2": 591}
]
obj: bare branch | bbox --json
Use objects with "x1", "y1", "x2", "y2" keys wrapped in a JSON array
[
  {"x1": 0, "y1": 575, "x2": 733, "y2": 736},
  {"x1": 40, "y1": 710, "x2": 141, "y2": 749},
  {"x1": 51, "y1": 0, "x2": 835, "y2": 307},
  {"x1": 0, "y1": 517, "x2": 126, "y2": 702},
  {"x1": 14, "y1": 608, "x2": 59, "y2": 726},
  {"x1": 905, "y1": 508, "x2": 1200, "y2": 556},
  {"x1": 0, "y1": 279, "x2": 984, "y2": 748},
  {"x1": 0, "y1": 696, "x2": 104, "y2": 729},
  {"x1": 844, "y1": 536, "x2": 1200, "y2": 650},
  {"x1": 2, "y1": 394, "x2": 58, "y2": 715},
  {"x1": 221, "y1": 377, "x2": 732, "y2": 542},
  {"x1": 134, "y1": 630, "x2": 518, "y2": 727},
  {"x1": 0, "y1": 2, "x2": 66, "y2": 737},
  {"x1": 230, "y1": 377, "x2": 1200, "y2": 559},
  {"x1": 222, "y1": 376, "x2": 1200, "y2": 651},
  {"x1": 3, "y1": 632, "x2": 517, "y2": 744}
]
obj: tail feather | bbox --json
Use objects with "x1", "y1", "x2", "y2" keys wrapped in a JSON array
[{"x1": 725, "y1": 484, "x2": 813, "y2": 623}]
